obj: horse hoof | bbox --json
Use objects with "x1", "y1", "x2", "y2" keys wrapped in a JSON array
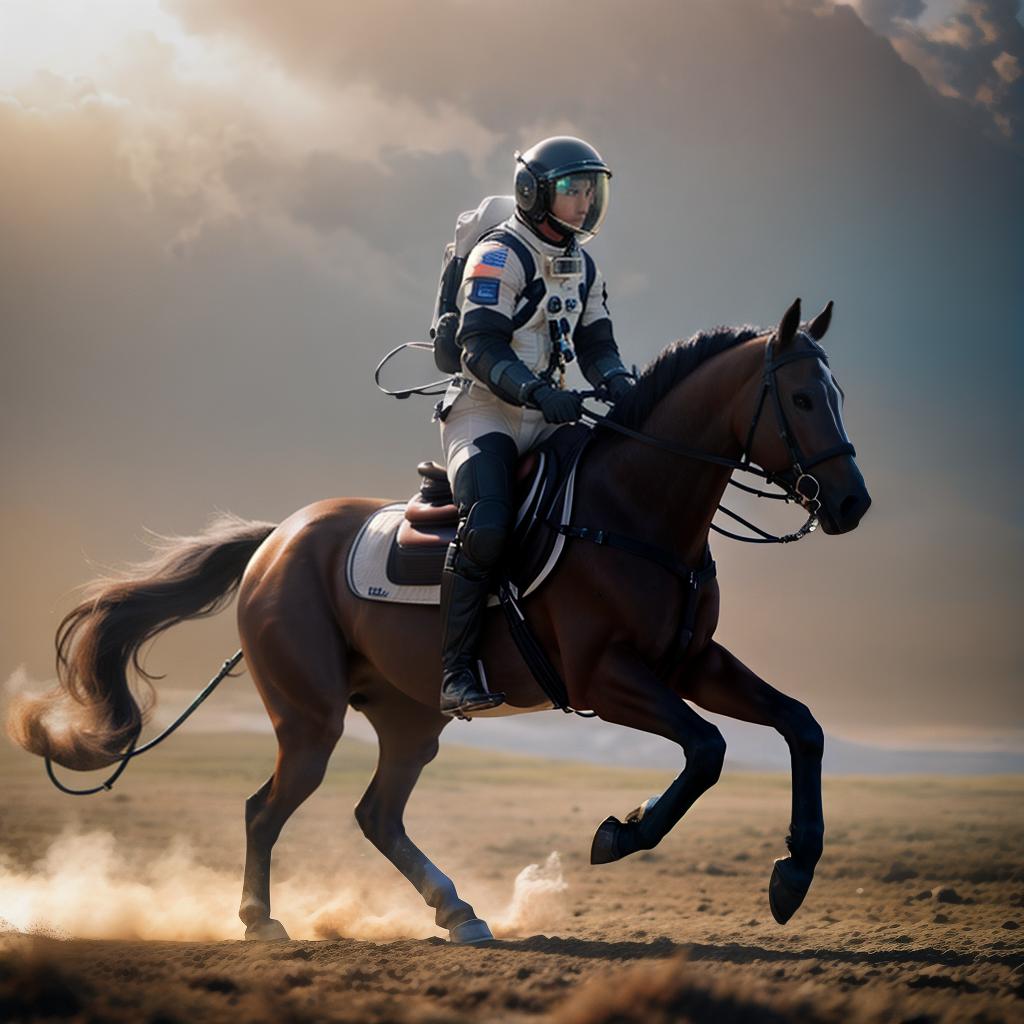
[
  {"x1": 591, "y1": 816, "x2": 624, "y2": 864},
  {"x1": 448, "y1": 917, "x2": 494, "y2": 945},
  {"x1": 769, "y1": 857, "x2": 814, "y2": 925},
  {"x1": 244, "y1": 918, "x2": 290, "y2": 941}
]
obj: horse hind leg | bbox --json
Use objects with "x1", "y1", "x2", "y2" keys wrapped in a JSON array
[
  {"x1": 353, "y1": 680, "x2": 491, "y2": 944},
  {"x1": 239, "y1": 719, "x2": 343, "y2": 940},
  {"x1": 237, "y1": 601, "x2": 348, "y2": 940}
]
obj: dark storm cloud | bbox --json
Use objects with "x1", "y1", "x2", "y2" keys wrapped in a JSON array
[
  {"x1": 169, "y1": 1, "x2": 1013, "y2": 135},
  {"x1": 857, "y1": 0, "x2": 1024, "y2": 144},
  {"x1": 165, "y1": 0, "x2": 1022, "y2": 359},
  {"x1": 856, "y1": 0, "x2": 927, "y2": 32}
]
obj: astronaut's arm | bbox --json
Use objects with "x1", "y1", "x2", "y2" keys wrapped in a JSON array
[
  {"x1": 574, "y1": 263, "x2": 634, "y2": 402},
  {"x1": 459, "y1": 309, "x2": 545, "y2": 406},
  {"x1": 574, "y1": 318, "x2": 632, "y2": 389}
]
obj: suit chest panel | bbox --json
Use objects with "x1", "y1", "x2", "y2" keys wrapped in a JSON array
[{"x1": 515, "y1": 266, "x2": 584, "y2": 335}]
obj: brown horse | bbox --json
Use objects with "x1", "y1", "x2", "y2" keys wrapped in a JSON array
[{"x1": 9, "y1": 298, "x2": 870, "y2": 944}]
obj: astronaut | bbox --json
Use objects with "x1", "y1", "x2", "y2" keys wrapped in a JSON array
[{"x1": 438, "y1": 136, "x2": 635, "y2": 718}]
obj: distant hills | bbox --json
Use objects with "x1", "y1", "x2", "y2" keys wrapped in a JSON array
[
  {"x1": 439, "y1": 712, "x2": 1024, "y2": 776},
  {"x1": 153, "y1": 690, "x2": 1024, "y2": 775}
]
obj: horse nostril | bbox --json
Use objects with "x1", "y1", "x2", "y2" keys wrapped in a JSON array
[{"x1": 839, "y1": 494, "x2": 860, "y2": 520}]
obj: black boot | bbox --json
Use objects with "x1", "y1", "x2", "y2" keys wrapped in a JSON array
[{"x1": 439, "y1": 550, "x2": 505, "y2": 718}]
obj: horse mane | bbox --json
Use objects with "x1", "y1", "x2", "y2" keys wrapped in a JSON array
[{"x1": 607, "y1": 325, "x2": 763, "y2": 430}]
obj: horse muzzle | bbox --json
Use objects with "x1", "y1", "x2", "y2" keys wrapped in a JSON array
[{"x1": 816, "y1": 460, "x2": 871, "y2": 535}]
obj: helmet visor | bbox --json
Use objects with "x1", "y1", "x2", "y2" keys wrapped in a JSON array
[{"x1": 548, "y1": 170, "x2": 610, "y2": 243}]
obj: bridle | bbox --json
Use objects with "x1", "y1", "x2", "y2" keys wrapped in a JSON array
[{"x1": 583, "y1": 331, "x2": 856, "y2": 544}]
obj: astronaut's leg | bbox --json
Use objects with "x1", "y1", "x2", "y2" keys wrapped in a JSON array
[{"x1": 438, "y1": 431, "x2": 518, "y2": 718}]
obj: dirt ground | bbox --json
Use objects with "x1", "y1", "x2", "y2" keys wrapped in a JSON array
[{"x1": 1, "y1": 730, "x2": 1022, "y2": 1023}]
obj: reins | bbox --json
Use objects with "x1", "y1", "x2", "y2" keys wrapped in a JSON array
[
  {"x1": 580, "y1": 408, "x2": 819, "y2": 544},
  {"x1": 44, "y1": 650, "x2": 243, "y2": 796},
  {"x1": 582, "y1": 334, "x2": 854, "y2": 544}
]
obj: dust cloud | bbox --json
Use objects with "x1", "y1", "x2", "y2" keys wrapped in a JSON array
[
  {"x1": 491, "y1": 851, "x2": 569, "y2": 937},
  {"x1": 0, "y1": 829, "x2": 569, "y2": 942}
]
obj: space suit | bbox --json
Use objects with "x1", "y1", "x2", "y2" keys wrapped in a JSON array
[{"x1": 438, "y1": 136, "x2": 635, "y2": 718}]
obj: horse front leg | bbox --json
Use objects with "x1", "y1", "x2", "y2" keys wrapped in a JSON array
[
  {"x1": 585, "y1": 645, "x2": 727, "y2": 865},
  {"x1": 675, "y1": 640, "x2": 824, "y2": 924}
]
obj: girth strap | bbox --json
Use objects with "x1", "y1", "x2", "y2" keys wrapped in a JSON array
[
  {"x1": 552, "y1": 522, "x2": 715, "y2": 585},
  {"x1": 550, "y1": 518, "x2": 717, "y2": 669},
  {"x1": 496, "y1": 580, "x2": 579, "y2": 714},
  {"x1": 495, "y1": 517, "x2": 718, "y2": 713}
]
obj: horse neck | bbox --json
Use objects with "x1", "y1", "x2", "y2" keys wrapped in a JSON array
[{"x1": 582, "y1": 337, "x2": 765, "y2": 567}]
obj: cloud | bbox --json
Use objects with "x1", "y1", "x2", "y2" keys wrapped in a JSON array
[
  {"x1": 846, "y1": 0, "x2": 1024, "y2": 142},
  {"x1": 1, "y1": 2, "x2": 505, "y2": 260},
  {"x1": 854, "y1": 0, "x2": 928, "y2": 33},
  {"x1": 287, "y1": 147, "x2": 481, "y2": 253}
]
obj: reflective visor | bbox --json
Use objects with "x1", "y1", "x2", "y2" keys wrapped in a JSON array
[{"x1": 548, "y1": 170, "x2": 610, "y2": 243}]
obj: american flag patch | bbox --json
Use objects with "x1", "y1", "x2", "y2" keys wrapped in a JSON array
[
  {"x1": 467, "y1": 262, "x2": 504, "y2": 280},
  {"x1": 480, "y1": 247, "x2": 509, "y2": 268}
]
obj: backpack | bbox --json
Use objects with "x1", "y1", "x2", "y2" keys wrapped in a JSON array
[{"x1": 430, "y1": 195, "x2": 516, "y2": 373}]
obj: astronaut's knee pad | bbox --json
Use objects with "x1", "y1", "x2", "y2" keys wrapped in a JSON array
[
  {"x1": 458, "y1": 498, "x2": 511, "y2": 569},
  {"x1": 452, "y1": 434, "x2": 517, "y2": 507},
  {"x1": 450, "y1": 436, "x2": 517, "y2": 571}
]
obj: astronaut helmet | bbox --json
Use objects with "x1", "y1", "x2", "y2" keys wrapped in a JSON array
[{"x1": 514, "y1": 136, "x2": 611, "y2": 245}]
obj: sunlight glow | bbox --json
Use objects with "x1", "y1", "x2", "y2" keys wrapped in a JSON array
[
  {"x1": 2, "y1": 0, "x2": 191, "y2": 87},
  {"x1": 0, "y1": 0, "x2": 231, "y2": 93},
  {"x1": 0, "y1": 0, "x2": 500, "y2": 171}
]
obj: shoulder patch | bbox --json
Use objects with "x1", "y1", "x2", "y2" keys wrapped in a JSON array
[
  {"x1": 466, "y1": 243, "x2": 510, "y2": 280},
  {"x1": 480, "y1": 247, "x2": 509, "y2": 268},
  {"x1": 484, "y1": 228, "x2": 537, "y2": 285},
  {"x1": 469, "y1": 278, "x2": 500, "y2": 305}
]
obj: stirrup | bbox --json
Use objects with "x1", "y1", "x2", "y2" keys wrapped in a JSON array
[
  {"x1": 441, "y1": 691, "x2": 506, "y2": 720},
  {"x1": 440, "y1": 668, "x2": 505, "y2": 719}
]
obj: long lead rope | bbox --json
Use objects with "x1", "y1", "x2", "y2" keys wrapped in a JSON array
[{"x1": 45, "y1": 650, "x2": 243, "y2": 796}]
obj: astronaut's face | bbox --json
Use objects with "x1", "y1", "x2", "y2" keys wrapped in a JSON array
[{"x1": 550, "y1": 174, "x2": 595, "y2": 228}]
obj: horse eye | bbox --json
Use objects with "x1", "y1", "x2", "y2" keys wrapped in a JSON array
[{"x1": 793, "y1": 393, "x2": 813, "y2": 411}]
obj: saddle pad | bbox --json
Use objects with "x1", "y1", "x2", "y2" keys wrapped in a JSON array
[
  {"x1": 345, "y1": 449, "x2": 582, "y2": 606},
  {"x1": 347, "y1": 503, "x2": 438, "y2": 604}
]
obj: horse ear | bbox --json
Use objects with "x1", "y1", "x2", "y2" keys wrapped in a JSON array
[
  {"x1": 776, "y1": 297, "x2": 801, "y2": 350},
  {"x1": 807, "y1": 300, "x2": 833, "y2": 341}
]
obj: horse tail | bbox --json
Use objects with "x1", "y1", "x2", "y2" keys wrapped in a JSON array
[{"x1": 6, "y1": 512, "x2": 277, "y2": 771}]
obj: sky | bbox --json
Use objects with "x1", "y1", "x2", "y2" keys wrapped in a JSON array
[{"x1": 1, "y1": 0, "x2": 1021, "y2": 760}]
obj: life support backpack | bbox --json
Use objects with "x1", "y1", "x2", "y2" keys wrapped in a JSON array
[{"x1": 430, "y1": 195, "x2": 516, "y2": 373}]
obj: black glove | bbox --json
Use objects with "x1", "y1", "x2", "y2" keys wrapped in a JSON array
[
  {"x1": 602, "y1": 373, "x2": 635, "y2": 405},
  {"x1": 531, "y1": 384, "x2": 583, "y2": 424}
]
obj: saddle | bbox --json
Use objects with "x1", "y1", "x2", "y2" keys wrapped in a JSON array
[
  {"x1": 388, "y1": 448, "x2": 548, "y2": 585},
  {"x1": 347, "y1": 425, "x2": 591, "y2": 603}
]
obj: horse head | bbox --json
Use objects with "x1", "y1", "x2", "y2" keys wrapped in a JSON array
[{"x1": 740, "y1": 298, "x2": 871, "y2": 535}]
